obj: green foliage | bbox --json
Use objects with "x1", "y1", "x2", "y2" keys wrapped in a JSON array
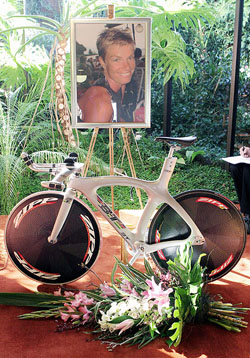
[
  {"x1": 0, "y1": 0, "x2": 215, "y2": 89},
  {"x1": 150, "y1": 0, "x2": 250, "y2": 159},
  {"x1": 25, "y1": 0, "x2": 63, "y2": 22},
  {"x1": 175, "y1": 148, "x2": 205, "y2": 164},
  {"x1": 185, "y1": 149, "x2": 205, "y2": 163},
  {"x1": 5, "y1": 126, "x2": 236, "y2": 213},
  {"x1": 0, "y1": 292, "x2": 66, "y2": 307},
  {"x1": 0, "y1": 44, "x2": 50, "y2": 90},
  {"x1": 167, "y1": 244, "x2": 206, "y2": 347},
  {"x1": 113, "y1": 0, "x2": 215, "y2": 86},
  {"x1": 0, "y1": 87, "x2": 34, "y2": 214},
  {"x1": 152, "y1": 27, "x2": 195, "y2": 87},
  {"x1": 0, "y1": 0, "x2": 247, "y2": 213},
  {"x1": 90, "y1": 132, "x2": 237, "y2": 210},
  {"x1": 0, "y1": 86, "x2": 109, "y2": 214}
]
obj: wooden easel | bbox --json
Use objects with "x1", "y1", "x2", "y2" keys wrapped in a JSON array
[{"x1": 82, "y1": 127, "x2": 143, "y2": 210}]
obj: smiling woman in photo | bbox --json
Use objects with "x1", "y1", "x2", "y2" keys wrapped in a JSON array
[{"x1": 77, "y1": 27, "x2": 143, "y2": 124}]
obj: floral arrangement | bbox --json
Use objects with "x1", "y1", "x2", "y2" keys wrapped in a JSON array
[{"x1": 0, "y1": 244, "x2": 248, "y2": 350}]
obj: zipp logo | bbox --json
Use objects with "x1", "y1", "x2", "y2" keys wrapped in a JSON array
[
  {"x1": 196, "y1": 197, "x2": 228, "y2": 210},
  {"x1": 14, "y1": 251, "x2": 61, "y2": 281},
  {"x1": 209, "y1": 254, "x2": 233, "y2": 277},
  {"x1": 13, "y1": 197, "x2": 58, "y2": 228}
]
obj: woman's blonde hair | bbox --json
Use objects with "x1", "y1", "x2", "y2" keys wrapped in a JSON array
[{"x1": 97, "y1": 28, "x2": 135, "y2": 60}]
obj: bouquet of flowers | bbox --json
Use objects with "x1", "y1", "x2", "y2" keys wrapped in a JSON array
[{"x1": 0, "y1": 244, "x2": 248, "y2": 350}]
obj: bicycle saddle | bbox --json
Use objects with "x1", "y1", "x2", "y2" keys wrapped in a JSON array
[{"x1": 155, "y1": 136, "x2": 197, "y2": 147}]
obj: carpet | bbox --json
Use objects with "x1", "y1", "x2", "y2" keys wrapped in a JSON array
[{"x1": 0, "y1": 214, "x2": 249, "y2": 358}]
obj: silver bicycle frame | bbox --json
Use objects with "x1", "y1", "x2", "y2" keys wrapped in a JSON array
[{"x1": 47, "y1": 151, "x2": 204, "y2": 264}]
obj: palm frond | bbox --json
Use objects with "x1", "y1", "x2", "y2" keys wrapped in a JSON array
[
  {"x1": 30, "y1": 145, "x2": 111, "y2": 177},
  {"x1": 0, "y1": 31, "x2": 50, "y2": 90},
  {"x1": 7, "y1": 14, "x2": 62, "y2": 31},
  {"x1": 0, "y1": 88, "x2": 49, "y2": 213},
  {"x1": 0, "y1": 25, "x2": 61, "y2": 39},
  {"x1": 0, "y1": 154, "x2": 24, "y2": 214},
  {"x1": 30, "y1": 150, "x2": 66, "y2": 164}
]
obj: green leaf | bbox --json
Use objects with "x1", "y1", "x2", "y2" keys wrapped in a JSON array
[
  {"x1": 110, "y1": 315, "x2": 133, "y2": 324},
  {"x1": 189, "y1": 284, "x2": 199, "y2": 294},
  {"x1": 7, "y1": 14, "x2": 61, "y2": 30},
  {"x1": 111, "y1": 259, "x2": 118, "y2": 286},
  {"x1": 177, "y1": 157, "x2": 186, "y2": 165},
  {"x1": 149, "y1": 321, "x2": 159, "y2": 338},
  {"x1": 0, "y1": 292, "x2": 66, "y2": 308},
  {"x1": 0, "y1": 26, "x2": 61, "y2": 40},
  {"x1": 168, "y1": 320, "x2": 183, "y2": 347},
  {"x1": 144, "y1": 258, "x2": 155, "y2": 277}
]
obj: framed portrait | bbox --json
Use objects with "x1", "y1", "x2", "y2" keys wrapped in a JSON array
[{"x1": 70, "y1": 18, "x2": 151, "y2": 128}]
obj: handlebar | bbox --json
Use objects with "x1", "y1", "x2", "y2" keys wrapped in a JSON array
[
  {"x1": 21, "y1": 152, "x2": 83, "y2": 173},
  {"x1": 21, "y1": 152, "x2": 84, "y2": 190},
  {"x1": 21, "y1": 152, "x2": 64, "y2": 173}
]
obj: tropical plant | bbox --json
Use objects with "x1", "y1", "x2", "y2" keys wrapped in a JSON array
[
  {"x1": 0, "y1": 0, "x2": 104, "y2": 146},
  {"x1": 0, "y1": 86, "x2": 42, "y2": 214},
  {"x1": 0, "y1": 0, "x2": 215, "y2": 147},
  {"x1": 105, "y1": 0, "x2": 215, "y2": 87},
  {"x1": 150, "y1": 0, "x2": 250, "y2": 160},
  {"x1": 0, "y1": 85, "x2": 110, "y2": 214},
  {"x1": 175, "y1": 148, "x2": 205, "y2": 165}
]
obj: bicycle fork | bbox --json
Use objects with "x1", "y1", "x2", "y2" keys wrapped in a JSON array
[{"x1": 47, "y1": 188, "x2": 75, "y2": 244}]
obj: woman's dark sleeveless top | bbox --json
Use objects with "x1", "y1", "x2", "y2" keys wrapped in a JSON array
[{"x1": 94, "y1": 77, "x2": 137, "y2": 122}]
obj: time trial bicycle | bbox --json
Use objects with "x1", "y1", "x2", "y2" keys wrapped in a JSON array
[{"x1": 4, "y1": 136, "x2": 246, "y2": 285}]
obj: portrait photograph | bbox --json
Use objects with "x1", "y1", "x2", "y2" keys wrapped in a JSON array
[{"x1": 70, "y1": 18, "x2": 151, "y2": 128}]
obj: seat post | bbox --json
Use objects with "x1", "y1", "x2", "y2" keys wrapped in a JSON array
[{"x1": 167, "y1": 145, "x2": 178, "y2": 158}]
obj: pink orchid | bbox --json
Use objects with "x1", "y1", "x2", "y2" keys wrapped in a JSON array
[
  {"x1": 71, "y1": 313, "x2": 81, "y2": 320},
  {"x1": 100, "y1": 282, "x2": 116, "y2": 297},
  {"x1": 120, "y1": 279, "x2": 139, "y2": 296},
  {"x1": 79, "y1": 305, "x2": 92, "y2": 323},
  {"x1": 120, "y1": 279, "x2": 133, "y2": 292},
  {"x1": 60, "y1": 312, "x2": 70, "y2": 322},
  {"x1": 60, "y1": 304, "x2": 74, "y2": 321},
  {"x1": 54, "y1": 288, "x2": 62, "y2": 296},
  {"x1": 113, "y1": 319, "x2": 134, "y2": 335},
  {"x1": 155, "y1": 289, "x2": 173, "y2": 314},
  {"x1": 71, "y1": 292, "x2": 94, "y2": 307},
  {"x1": 160, "y1": 272, "x2": 172, "y2": 283},
  {"x1": 60, "y1": 304, "x2": 92, "y2": 324},
  {"x1": 143, "y1": 277, "x2": 165, "y2": 299},
  {"x1": 64, "y1": 291, "x2": 75, "y2": 298},
  {"x1": 143, "y1": 277, "x2": 173, "y2": 314},
  {"x1": 64, "y1": 303, "x2": 75, "y2": 312}
]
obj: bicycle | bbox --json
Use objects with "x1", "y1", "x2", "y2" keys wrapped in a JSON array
[{"x1": 4, "y1": 136, "x2": 246, "y2": 285}]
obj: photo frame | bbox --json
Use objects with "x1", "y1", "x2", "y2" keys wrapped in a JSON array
[{"x1": 70, "y1": 18, "x2": 151, "y2": 128}]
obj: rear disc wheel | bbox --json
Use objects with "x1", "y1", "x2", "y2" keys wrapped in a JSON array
[{"x1": 148, "y1": 190, "x2": 246, "y2": 282}]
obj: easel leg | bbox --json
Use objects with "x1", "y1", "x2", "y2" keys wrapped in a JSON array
[
  {"x1": 121, "y1": 128, "x2": 143, "y2": 209},
  {"x1": 109, "y1": 129, "x2": 128, "y2": 262},
  {"x1": 82, "y1": 128, "x2": 99, "y2": 177},
  {"x1": 120, "y1": 128, "x2": 143, "y2": 264},
  {"x1": 109, "y1": 128, "x2": 114, "y2": 211}
]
